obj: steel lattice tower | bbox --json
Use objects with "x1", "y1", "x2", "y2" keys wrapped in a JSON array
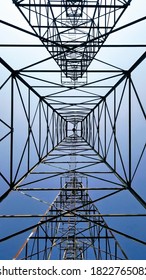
[{"x1": 0, "y1": 0, "x2": 146, "y2": 259}]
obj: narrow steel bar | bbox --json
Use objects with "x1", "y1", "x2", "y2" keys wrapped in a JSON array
[{"x1": 10, "y1": 75, "x2": 14, "y2": 187}]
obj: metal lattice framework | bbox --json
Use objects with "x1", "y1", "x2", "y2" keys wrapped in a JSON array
[
  {"x1": 11, "y1": 0, "x2": 132, "y2": 84},
  {"x1": 0, "y1": 0, "x2": 146, "y2": 259}
]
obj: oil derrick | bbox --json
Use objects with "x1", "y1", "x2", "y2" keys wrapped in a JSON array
[{"x1": 0, "y1": 0, "x2": 146, "y2": 260}]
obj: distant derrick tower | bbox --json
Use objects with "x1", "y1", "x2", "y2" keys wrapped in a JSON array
[{"x1": 0, "y1": 0, "x2": 146, "y2": 260}]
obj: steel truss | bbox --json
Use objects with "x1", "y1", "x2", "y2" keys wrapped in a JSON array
[
  {"x1": 12, "y1": 0, "x2": 132, "y2": 85},
  {"x1": 0, "y1": 0, "x2": 146, "y2": 259},
  {"x1": 12, "y1": 159, "x2": 128, "y2": 260}
]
